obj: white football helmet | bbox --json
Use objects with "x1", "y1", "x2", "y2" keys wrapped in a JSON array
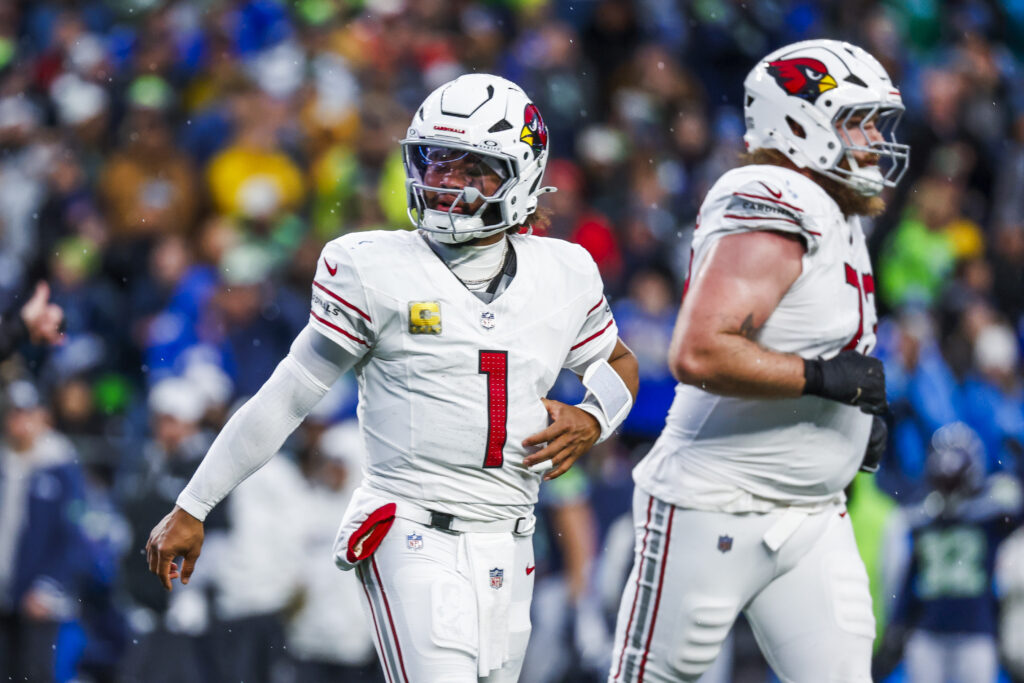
[
  {"x1": 401, "y1": 74, "x2": 553, "y2": 244},
  {"x1": 744, "y1": 39, "x2": 909, "y2": 196}
]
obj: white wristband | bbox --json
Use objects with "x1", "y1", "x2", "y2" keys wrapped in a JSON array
[{"x1": 575, "y1": 358, "x2": 633, "y2": 443}]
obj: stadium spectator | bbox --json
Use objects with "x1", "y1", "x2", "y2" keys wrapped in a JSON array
[
  {"x1": 611, "y1": 265, "x2": 678, "y2": 444},
  {"x1": 0, "y1": 281, "x2": 64, "y2": 359},
  {"x1": 117, "y1": 377, "x2": 221, "y2": 683},
  {"x1": 959, "y1": 321, "x2": 1024, "y2": 474},
  {"x1": 878, "y1": 310, "x2": 960, "y2": 494},
  {"x1": 208, "y1": 452, "x2": 305, "y2": 683},
  {"x1": 0, "y1": 380, "x2": 85, "y2": 683},
  {"x1": 98, "y1": 81, "x2": 198, "y2": 239},
  {"x1": 284, "y1": 420, "x2": 383, "y2": 683}
]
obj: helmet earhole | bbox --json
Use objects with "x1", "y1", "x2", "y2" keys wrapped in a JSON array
[
  {"x1": 828, "y1": 142, "x2": 836, "y2": 149},
  {"x1": 785, "y1": 116, "x2": 806, "y2": 139},
  {"x1": 511, "y1": 197, "x2": 517, "y2": 205},
  {"x1": 523, "y1": 153, "x2": 528, "y2": 160},
  {"x1": 824, "y1": 100, "x2": 832, "y2": 107}
]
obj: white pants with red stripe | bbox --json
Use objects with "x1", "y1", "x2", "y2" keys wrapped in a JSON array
[
  {"x1": 608, "y1": 488, "x2": 874, "y2": 683},
  {"x1": 355, "y1": 518, "x2": 534, "y2": 683}
]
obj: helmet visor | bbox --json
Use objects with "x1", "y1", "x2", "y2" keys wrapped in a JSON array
[{"x1": 406, "y1": 144, "x2": 512, "y2": 193}]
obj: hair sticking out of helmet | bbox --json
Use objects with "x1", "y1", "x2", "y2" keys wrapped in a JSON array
[
  {"x1": 401, "y1": 74, "x2": 555, "y2": 244},
  {"x1": 743, "y1": 39, "x2": 909, "y2": 197}
]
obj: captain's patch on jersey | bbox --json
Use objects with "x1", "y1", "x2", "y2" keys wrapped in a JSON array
[{"x1": 409, "y1": 301, "x2": 442, "y2": 334}]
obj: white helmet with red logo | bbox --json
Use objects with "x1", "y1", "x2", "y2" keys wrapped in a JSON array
[
  {"x1": 743, "y1": 39, "x2": 909, "y2": 196},
  {"x1": 401, "y1": 74, "x2": 553, "y2": 244}
]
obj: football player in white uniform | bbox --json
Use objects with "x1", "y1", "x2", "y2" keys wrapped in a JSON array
[
  {"x1": 145, "y1": 74, "x2": 638, "y2": 683},
  {"x1": 608, "y1": 40, "x2": 908, "y2": 683}
]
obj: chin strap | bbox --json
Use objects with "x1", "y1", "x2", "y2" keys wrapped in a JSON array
[{"x1": 575, "y1": 358, "x2": 633, "y2": 444}]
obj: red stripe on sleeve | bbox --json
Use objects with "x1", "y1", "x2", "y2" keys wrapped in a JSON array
[
  {"x1": 570, "y1": 319, "x2": 614, "y2": 351},
  {"x1": 313, "y1": 281, "x2": 372, "y2": 322},
  {"x1": 586, "y1": 297, "x2": 605, "y2": 316},
  {"x1": 310, "y1": 310, "x2": 368, "y2": 346},
  {"x1": 722, "y1": 213, "x2": 802, "y2": 228},
  {"x1": 732, "y1": 192, "x2": 805, "y2": 213}
]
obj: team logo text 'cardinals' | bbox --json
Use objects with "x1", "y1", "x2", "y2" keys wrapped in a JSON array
[{"x1": 767, "y1": 57, "x2": 837, "y2": 104}]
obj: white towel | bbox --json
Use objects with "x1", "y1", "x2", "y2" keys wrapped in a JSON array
[{"x1": 464, "y1": 532, "x2": 516, "y2": 676}]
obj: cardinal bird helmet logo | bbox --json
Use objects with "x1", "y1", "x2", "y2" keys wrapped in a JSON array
[
  {"x1": 520, "y1": 103, "x2": 548, "y2": 158},
  {"x1": 767, "y1": 57, "x2": 838, "y2": 104}
]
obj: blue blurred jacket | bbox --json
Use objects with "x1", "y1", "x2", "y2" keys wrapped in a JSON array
[{"x1": 2, "y1": 454, "x2": 86, "y2": 614}]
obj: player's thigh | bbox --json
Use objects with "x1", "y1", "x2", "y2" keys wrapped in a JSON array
[
  {"x1": 904, "y1": 631, "x2": 947, "y2": 683},
  {"x1": 950, "y1": 634, "x2": 999, "y2": 683},
  {"x1": 745, "y1": 510, "x2": 874, "y2": 683},
  {"x1": 480, "y1": 532, "x2": 534, "y2": 683},
  {"x1": 609, "y1": 493, "x2": 772, "y2": 683},
  {"x1": 357, "y1": 522, "x2": 478, "y2": 683}
]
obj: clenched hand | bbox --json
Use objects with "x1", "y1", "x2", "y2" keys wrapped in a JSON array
[
  {"x1": 146, "y1": 506, "x2": 205, "y2": 591},
  {"x1": 522, "y1": 398, "x2": 601, "y2": 480}
]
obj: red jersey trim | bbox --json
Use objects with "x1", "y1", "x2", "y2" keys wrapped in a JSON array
[
  {"x1": 722, "y1": 213, "x2": 802, "y2": 228},
  {"x1": 570, "y1": 319, "x2": 614, "y2": 351},
  {"x1": 310, "y1": 310, "x2": 369, "y2": 346},
  {"x1": 313, "y1": 281, "x2": 372, "y2": 322},
  {"x1": 732, "y1": 192, "x2": 805, "y2": 213}
]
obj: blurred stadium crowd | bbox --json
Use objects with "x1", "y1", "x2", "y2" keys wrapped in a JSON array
[{"x1": 1, "y1": 0, "x2": 1024, "y2": 681}]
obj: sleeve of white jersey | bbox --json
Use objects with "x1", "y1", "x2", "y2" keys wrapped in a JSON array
[
  {"x1": 308, "y1": 238, "x2": 376, "y2": 356},
  {"x1": 562, "y1": 248, "x2": 618, "y2": 374},
  {"x1": 706, "y1": 174, "x2": 822, "y2": 255}
]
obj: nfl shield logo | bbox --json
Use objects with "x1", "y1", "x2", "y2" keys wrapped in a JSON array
[
  {"x1": 717, "y1": 535, "x2": 733, "y2": 553},
  {"x1": 480, "y1": 311, "x2": 495, "y2": 330},
  {"x1": 406, "y1": 533, "x2": 423, "y2": 551},
  {"x1": 489, "y1": 567, "x2": 504, "y2": 589}
]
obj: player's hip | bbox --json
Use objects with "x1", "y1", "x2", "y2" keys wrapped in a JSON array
[{"x1": 629, "y1": 487, "x2": 855, "y2": 574}]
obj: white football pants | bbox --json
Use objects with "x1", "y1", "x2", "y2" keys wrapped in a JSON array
[
  {"x1": 355, "y1": 518, "x2": 534, "y2": 683},
  {"x1": 905, "y1": 631, "x2": 999, "y2": 683},
  {"x1": 609, "y1": 488, "x2": 875, "y2": 683}
]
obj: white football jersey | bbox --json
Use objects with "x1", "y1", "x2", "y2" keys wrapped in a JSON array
[
  {"x1": 309, "y1": 230, "x2": 617, "y2": 521},
  {"x1": 634, "y1": 164, "x2": 877, "y2": 508}
]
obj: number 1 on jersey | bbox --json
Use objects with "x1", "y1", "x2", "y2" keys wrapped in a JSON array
[{"x1": 479, "y1": 350, "x2": 508, "y2": 467}]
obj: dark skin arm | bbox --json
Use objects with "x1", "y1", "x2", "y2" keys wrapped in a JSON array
[
  {"x1": 522, "y1": 337, "x2": 638, "y2": 480},
  {"x1": 146, "y1": 505, "x2": 204, "y2": 591},
  {"x1": 670, "y1": 231, "x2": 807, "y2": 397}
]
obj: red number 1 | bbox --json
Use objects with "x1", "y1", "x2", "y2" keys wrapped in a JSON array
[{"x1": 479, "y1": 351, "x2": 508, "y2": 468}]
